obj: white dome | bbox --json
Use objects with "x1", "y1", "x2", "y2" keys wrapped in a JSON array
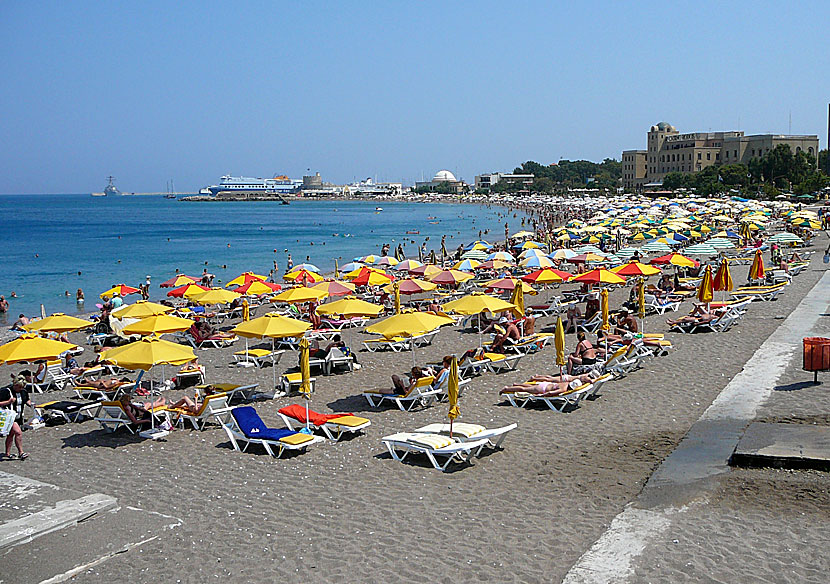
[{"x1": 433, "y1": 169, "x2": 457, "y2": 182}]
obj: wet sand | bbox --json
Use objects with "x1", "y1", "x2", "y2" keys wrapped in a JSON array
[{"x1": 1, "y1": 236, "x2": 827, "y2": 583}]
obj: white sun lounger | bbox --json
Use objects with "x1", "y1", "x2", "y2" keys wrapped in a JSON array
[
  {"x1": 505, "y1": 382, "x2": 593, "y2": 412},
  {"x1": 413, "y1": 422, "x2": 517, "y2": 450},
  {"x1": 381, "y1": 432, "x2": 490, "y2": 471},
  {"x1": 277, "y1": 409, "x2": 371, "y2": 442}
]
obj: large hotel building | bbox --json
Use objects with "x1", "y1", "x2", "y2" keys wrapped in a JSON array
[{"x1": 622, "y1": 122, "x2": 819, "y2": 191}]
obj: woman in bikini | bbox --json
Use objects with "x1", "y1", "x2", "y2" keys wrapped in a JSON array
[{"x1": 567, "y1": 331, "x2": 597, "y2": 374}]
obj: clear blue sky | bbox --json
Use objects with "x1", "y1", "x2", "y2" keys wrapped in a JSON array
[{"x1": 1, "y1": 1, "x2": 828, "y2": 194}]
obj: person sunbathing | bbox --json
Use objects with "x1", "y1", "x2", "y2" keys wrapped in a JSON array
[
  {"x1": 567, "y1": 331, "x2": 598, "y2": 374},
  {"x1": 614, "y1": 309, "x2": 639, "y2": 336},
  {"x1": 666, "y1": 305, "x2": 724, "y2": 327},
  {"x1": 118, "y1": 394, "x2": 165, "y2": 425},
  {"x1": 79, "y1": 377, "x2": 132, "y2": 391},
  {"x1": 167, "y1": 385, "x2": 216, "y2": 415},
  {"x1": 490, "y1": 317, "x2": 520, "y2": 352},
  {"x1": 500, "y1": 373, "x2": 594, "y2": 396},
  {"x1": 381, "y1": 366, "x2": 431, "y2": 395}
]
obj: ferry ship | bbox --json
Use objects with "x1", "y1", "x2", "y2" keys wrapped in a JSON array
[{"x1": 202, "y1": 174, "x2": 301, "y2": 197}]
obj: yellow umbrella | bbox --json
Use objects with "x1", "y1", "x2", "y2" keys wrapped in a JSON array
[
  {"x1": 233, "y1": 313, "x2": 311, "y2": 387},
  {"x1": 99, "y1": 336, "x2": 196, "y2": 370},
  {"x1": 315, "y1": 296, "x2": 383, "y2": 318},
  {"x1": 23, "y1": 313, "x2": 93, "y2": 333},
  {"x1": 225, "y1": 272, "x2": 267, "y2": 287},
  {"x1": 600, "y1": 288, "x2": 610, "y2": 332},
  {"x1": 442, "y1": 292, "x2": 516, "y2": 316},
  {"x1": 748, "y1": 249, "x2": 765, "y2": 282},
  {"x1": 366, "y1": 310, "x2": 453, "y2": 338},
  {"x1": 112, "y1": 300, "x2": 173, "y2": 320},
  {"x1": 283, "y1": 269, "x2": 324, "y2": 284},
  {"x1": 447, "y1": 356, "x2": 460, "y2": 437},
  {"x1": 697, "y1": 265, "x2": 714, "y2": 305},
  {"x1": 713, "y1": 258, "x2": 734, "y2": 301},
  {"x1": 393, "y1": 281, "x2": 401, "y2": 315},
  {"x1": 0, "y1": 334, "x2": 77, "y2": 365},
  {"x1": 554, "y1": 317, "x2": 566, "y2": 374},
  {"x1": 191, "y1": 288, "x2": 241, "y2": 305},
  {"x1": 509, "y1": 285, "x2": 525, "y2": 319},
  {"x1": 121, "y1": 314, "x2": 194, "y2": 336},
  {"x1": 272, "y1": 286, "x2": 327, "y2": 304},
  {"x1": 299, "y1": 337, "x2": 312, "y2": 427}
]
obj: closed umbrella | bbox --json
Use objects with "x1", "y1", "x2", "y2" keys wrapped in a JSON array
[
  {"x1": 509, "y1": 285, "x2": 525, "y2": 320},
  {"x1": 554, "y1": 317, "x2": 566, "y2": 375},
  {"x1": 748, "y1": 249, "x2": 765, "y2": 283},
  {"x1": 393, "y1": 281, "x2": 401, "y2": 314},
  {"x1": 242, "y1": 299, "x2": 250, "y2": 322},
  {"x1": 637, "y1": 278, "x2": 646, "y2": 334},
  {"x1": 600, "y1": 288, "x2": 610, "y2": 356},
  {"x1": 447, "y1": 356, "x2": 460, "y2": 438},
  {"x1": 713, "y1": 258, "x2": 733, "y2": 301},
  {"x1": 697, "y1": 265, "x2": 714, "y2": 306},
  {"x1": 299, "y1": 337, "x2": 312, "y2": 430}
]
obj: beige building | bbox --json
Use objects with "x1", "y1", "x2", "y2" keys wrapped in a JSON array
[{"x1": 622, "y1": 122, "x2": 819, "y2": 190}]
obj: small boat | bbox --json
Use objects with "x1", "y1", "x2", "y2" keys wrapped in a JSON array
[
  {"x1": 406, "y1": 230, "x2": 420, "y2": 234},
  {"x1": 375, "y1": 207, "x2": 383, "y2": 211}
]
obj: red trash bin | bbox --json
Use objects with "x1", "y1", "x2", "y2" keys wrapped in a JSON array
[{"x1": 803, "y1": 337, "x2": 830, "y2": 383}]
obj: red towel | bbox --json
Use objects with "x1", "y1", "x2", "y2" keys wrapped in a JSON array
[{"x1": 278, "y1": 404, "x2": 352, "y2": 427}]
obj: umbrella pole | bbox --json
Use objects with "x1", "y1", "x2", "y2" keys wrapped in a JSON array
[{"x1": 272, "y1": 338, "x2": 277, "y2": 392}]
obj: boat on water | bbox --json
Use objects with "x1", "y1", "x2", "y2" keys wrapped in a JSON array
[
  {"x1": 202, "y1": 174, "x2": 300, "y2": 199},
  {"x1": 92, "y1": 176, "x2": 121, "y2": 197},
  {"x1": 375, "y1": 207, "x2": 383, "y2": 211}
]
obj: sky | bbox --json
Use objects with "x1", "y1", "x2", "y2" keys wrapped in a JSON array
[{"x1": 1, "y1": 1, "x2": 829, "y2": 194}]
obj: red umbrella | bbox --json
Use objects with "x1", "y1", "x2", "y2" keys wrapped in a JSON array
[
  {"x1": 571, "y1": 269, "x2": 626, "y2": 285},
  {"x1": 649, "y1": 253, "x2": 699, "y2": 267},
  {"x1": 167, "y1": 283, "x2": 209, "y2": 298},
  {"x1": 233, "y1": 280, "x2": 282, "y2": 295},
  {"x1": 159, "y1": 274, "x2": 199, "y2": 288},
  {"x1": 351, "y1": 267, "x2": 394, "y2": 286},
  {"x1": 429, "y1": 269, "x2": 473, "y2": 286},
  {"x1": 521, "y1": 268, "x2": 572, "y2": 284}
]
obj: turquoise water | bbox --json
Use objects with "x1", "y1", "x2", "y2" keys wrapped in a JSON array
[{"x1": 0, "y1": 194, "x2": 529, "y2": 321}]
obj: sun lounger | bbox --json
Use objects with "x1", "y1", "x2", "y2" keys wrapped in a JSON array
[
  {"x1": 482, "y1": 352, "x2": 523, "y2": 373},
  {"x1": 644, "y1": 293, "x2": 681, "y2": 315},
  {"x1": 323, "y1": 347, "x2": 355, "y2": 375},
  {"x1": 27, "y1": 362, "x2": 75, "y2": 393},
  {"x1": 73, "y1": 380, "x2": 134, "y2": 401},
  {"x1": 95, "y1": 400, "x2": 157, "y2": 433},
  {"x1": 196, "y1": 383, "x2": 260, "y2": 403},
  {"x1": 381, "y1": 432, "x2": 490, "y2": 471},
  {"x1": 277, "y1": 404, "x2": 370, "y2": 442},
  {"x1": 505, "y1": 381, "x2": 593, "y2": 411},
  {"x1": 362, "y1": 336, "x2": 410, "y2": 352},
  {"x1": 363, "y1": 375, "x2": 441, "y2": 411},
  {"x1": 166, "y1": 392, "x2": 230, "y2": 430},
  {"x1": 280, "y1": 373, "x2": 317, "y2": 395},
  {"x1": 215, "y1": 406, "x2": 324, "y2": 458},
  {"x1": 732, "y1": 283, "x2": 787, "y2": 302},
  {"x1": 320, "y1": 316, "x2": 368, "y2": 330},
  {"x1": 179, "y1": 326, "x2": 239, "y2": 349},
  {"x1": 233, "y1": 348, "x2": 285, "y2": 368},
  {"x1": 35, "y1": 400, "x2": 100, "y2": 423},
  {"x1": 413, "y1": 422, "x2": 517, "y2": 450},
  {"x1": 502, "y1": 333, "x2": 554, "y2": 355}
]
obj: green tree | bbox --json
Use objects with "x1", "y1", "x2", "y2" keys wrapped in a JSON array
[{"x1": 718, "y1": 164, "x2": 749, "y2": 187}]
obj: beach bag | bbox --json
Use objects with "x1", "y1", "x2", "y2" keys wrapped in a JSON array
[
  {"x1": 824, "y1": 251, "x2": 829, "y2": 264},
  {"x1": 0, "y1": 409, "x2": 15, "y2": 437}
]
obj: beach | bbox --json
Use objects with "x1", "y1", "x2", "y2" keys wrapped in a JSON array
[{"x1": 2, "y1": 228, "x2": 827, "y2": 583}]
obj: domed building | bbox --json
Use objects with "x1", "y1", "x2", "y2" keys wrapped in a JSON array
[{"x1": 415, "y1": 169, "x2": 468, "y2": 194}]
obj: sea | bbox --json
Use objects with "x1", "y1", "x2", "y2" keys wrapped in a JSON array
[{"x1": 0, "y1": 194, "x2": 531, "y2": 323}]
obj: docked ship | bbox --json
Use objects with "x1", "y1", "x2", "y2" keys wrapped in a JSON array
[
  {"x1": 202, "y1": 175, "x2": 301, "y2": 198},
  {"x1": 92, "y1": 176, "x2": 121, "y2": 197}
]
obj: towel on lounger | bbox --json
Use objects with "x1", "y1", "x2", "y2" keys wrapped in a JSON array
[
  {"x1": 232, "y1": 406, "x2": 296, "y2": 441},
  {"x1": 278, "y1": 404, "x2": 353, "y2": 427}
]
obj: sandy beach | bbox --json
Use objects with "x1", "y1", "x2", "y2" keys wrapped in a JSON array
[{"x1": 0, "y1": 229, "x2": 826, "y2": 583}]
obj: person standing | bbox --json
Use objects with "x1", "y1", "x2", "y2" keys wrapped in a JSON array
[
  {"x1": 0, "y1": 379, "x2": 29, "y2": 460},
  {"x1": 0, "y1": 296, "x2": 8, "y2": 313}
]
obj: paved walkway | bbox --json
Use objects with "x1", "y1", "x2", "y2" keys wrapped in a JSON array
[{"x1": 563, "y1": 270, "x2": 830, "y2": 584}]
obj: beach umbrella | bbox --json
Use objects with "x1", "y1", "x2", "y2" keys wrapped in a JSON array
[
  {"x1": 338, "y1": 262, "x2": 365, "y2": 274},
  {"x1": 233, "y1": 313, "x2": 312, "y2": 388},
  {"x1": 650, "y1": 253, "x2": 698, "y2": 268},
  {"x1": 554, "y1": 317, "x2": 566, "y2": 375},
  {"x1": 242, "y1": 299, "x2": 250, "y2": 322},
  {"x1": 350, "y1": 268, "x2": 394, "y2": 287},
  {"x1": 713, "y1": 258, "x2": 733, "y2": 302},
  {"x1": 428, "y1": 269, "x2": 474, "y2": 286},
  {"x1": 226, "y1": 272, "x2": 268, "y2": 288},
  {"x1": 600, "y1": 288, "x2": 610, "y2": 333},
  {"x1": 447, "y1": 356, "x2": 460, "y2": 438},
  {"x1": 289, "y1": 263, "x2": 320, "y2": 273},
  {"x1": 310, "y1": 280, "x2": 355, "y2": 297},
  {"x1": 159, "y1": 274, "x2": 198, "y2": 288},
  {"x1": 568, "y1": 252, "x2": 608, "y2": 264},
  {"x1": 100, "y1": 284, "x2": 140, "y2": 300},
  {"x1": 409, "y1": 264, "x2": 442, "y2": 278},
  {"x1": 99, "y1": 336, "x2": 196, "y2": 370},
  {"x1": 511, "y1": 230, "x2": 535, "y2": 239},
  {"x1": 395, "y1": 259, "x2": 423, "y2": 271},
  {"x1": 486, "y1": 251, "x2": 515, "y2": 262},
  {"x1": 453, "y1": 259, "x2": 481, "y2": 271},
  {"x1": 697, "y1": 265, "x2": 714, "y2": 305},
  {"x1": 372, "y1": 256, "x2": 399, "y2": 267},
  {"x1": 233, "y1": 280, "x2": 281, "y2": 295},
  {"x1": 393, "y1": 281, "x2": 401, "y2": 314},
  {"x1": 192, "y1": 288, "x2": 241, "y2": 306},
  {"x1": 464, "y1": 240, "x2": 491, "y2": 251},
  {"x1": 442, "y1": 292, "x2": 516, "y2": 316},
  {"x1": 520, "y1": 255, "x2": 556, "y2": 269},
  {"x1": 519, "y1": 248, "x2": 547, "y2": 259},
  {"x1": 684, "y1": 243, "x2": 719, "y2": 256},
  {"x1": 0, "y1": 334, "x2": 78, "y2": 365},
  {"x1": 383, "y1": 278, "x2": 437, "y2": 295},
  {"x1": 477, "y1": 259, "x2": 514, "y2": 271},
  {"x1": 365, "y1": 310, "x2": 453, "y2": 364},
  {"x1": 484, "y1": 277, "x2": 537, "y2": 295},
  {"x1": 273, "y1": 286, "x2": 327, "y2": 304},
  {"x1": 316, "y1": 296, "x2": 383, "y2": 318},
  {"x1": 168, "y1": 283, "x2": 209, "y2": 298},
  {"x1": 640, "y1": 241, "x2": 672, "y2": 253},
  {"x1": 707, "y1": 238, "x2": 735, "y2": 249},
  {"x1": 571, "y1": 269, "x2": 626, "y2": 286},
  {"x1": 283, "y1": 269, "x2": 323, "y2": 285},
  {"x1": 460, "y1": 249, "x2": 488, "y2": 261},
  {"x1": 509, "y1": 285, "x2": 525, "y2": 320},
  {"x1": 611, "y1": 261, "x2": 661, "y2": 277},
  {"x1": 23, "y1": 313, "x2": 93, "y2": 333},
  {"x1": 112, "y1": 300, "x2": 173, "y2": 320},
  {"x1": 299, "y1": 337, "x2": 312, "y2": 429},
  {"x1": 521, "y1": 268, "x2": 572, "y2": 284},
  {"x1": 748, "y1": 249, "x2": 766, "y2": 282},
  {"x1": 122, "y1": 314, "x2": 194, "y2": 336}
]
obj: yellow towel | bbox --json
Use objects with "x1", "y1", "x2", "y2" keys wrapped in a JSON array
[
  {"x1": 329, "y1": 415, "x2": 369, "y2": 427},
  {"x1": 280, "y1": 433, "x2": 315, "y2": 445}
]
